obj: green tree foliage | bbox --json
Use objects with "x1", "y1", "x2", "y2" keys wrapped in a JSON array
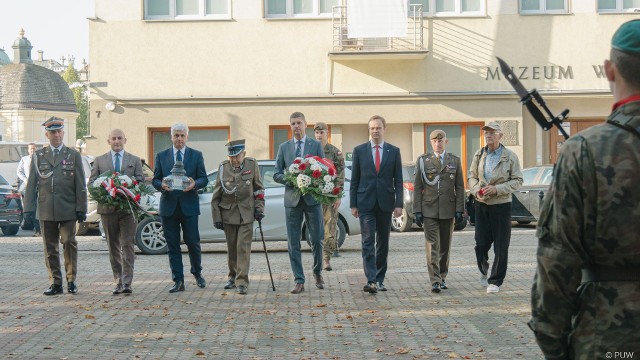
[{"x1": 61, "y1": 64, "x2": 88, "y2": 140}]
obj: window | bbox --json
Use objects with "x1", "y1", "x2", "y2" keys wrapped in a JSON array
[
  {"x1": 412, "y1": 0, "x2": 485, "y2": 16},
  {"x1": 148, "y1": 127, "x2": 229, "y2": 169},
  {"x1": 265, "y1": 0, "x2": 339, "y2": 18},
  {"x1": 269, "y1": 125, "x2": 315, "y2": 158},
  {"x1": 520, "y1": 0, "x2": 568, "y2": 14},
  {"x1": 598, "y1": 0, "x2": 640, "y2": 12},
  {"x1": 144, "y1": 0, "x2": 231, "y2": 20}
]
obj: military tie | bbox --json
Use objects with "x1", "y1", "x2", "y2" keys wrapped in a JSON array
[
  {"x1": 114, "y1": 153, "x2": 121, "y2": 173},
  {"x1": 54, "y1": 148, "x2": 59, "y2": 163},
  {"x1": 176, "y1": 150, "x2": 183, "y2": 162},
  {"x1": 295, "y1": 140, "x2": 302, "y2": 158}
]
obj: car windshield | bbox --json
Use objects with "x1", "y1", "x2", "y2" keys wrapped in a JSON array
[
  {"x1": 522, "y1": 168, "x2": 539, "y2": 186},
  {"x1": 539, "y1": 167, "x2": 553, "y2": 186},
  {"x1": 0, "y1": 174, "x2": 9, "y2": 185}
]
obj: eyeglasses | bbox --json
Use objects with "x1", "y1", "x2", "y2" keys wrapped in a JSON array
[{"x1": 483, "y1": 132, "x2": 499, "y2": 137}]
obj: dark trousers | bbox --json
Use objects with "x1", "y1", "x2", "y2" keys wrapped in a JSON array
[
  {"x1": 285, "y1": 201, "x2": 324, "y2": 284},
  {"x1": 359, "y1": 202, "x2": 392, "y2": 284},
  {"x1": 162, "y1": 206, "x2": 202, "y2": 282},
  {"x1": 474, "y1": 201, "x2": 511, "y2": 287}
]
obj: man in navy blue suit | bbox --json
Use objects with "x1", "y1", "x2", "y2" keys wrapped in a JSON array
[
  {"x1": 350, "y1": 115, "x2": 403, "y2": 294},
  {"x1": 152, "y1": 123, "x2": 208, "y2": 293},
  {"x1": 274, "y1": 112, "x2": 325, "y2": 294}
]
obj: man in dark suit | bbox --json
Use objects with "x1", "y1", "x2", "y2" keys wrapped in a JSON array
[
  {"x1": 89, "y1": 129, "x2": 144, "y2": 295},
  {"x1": 152, "y1": 123, "x2": 208, "y2": 293},
  {"x1": 23, "y1": 117, "x2": 87, "y2": 295},
  {"x1": 350, "y1": 115, "x2": 403, "y2": 294},
  {"x1": 274, "y1": 112, "x2": 325, "y2": 294}
]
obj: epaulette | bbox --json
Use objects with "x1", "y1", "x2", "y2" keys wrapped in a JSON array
[{"x1": 220, "y1": 159, "x2": 230, "y2": 166}]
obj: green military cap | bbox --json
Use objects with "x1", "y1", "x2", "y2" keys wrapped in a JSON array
[
  {"x1": 430, "y1": 129, "x2": 446, "y2": 139},
  {"x1": 612, "y1": 19, "x2": 640, "y2": 56},
  {"x1": 226, "y1": 139, "x2": 245, "y2": 156},
  {"x1": 314, "y1": 122, "x2": 329, "y2": 131},
  {"x1": 42, "y1": 116, "x2": 64, "y2": 131}
]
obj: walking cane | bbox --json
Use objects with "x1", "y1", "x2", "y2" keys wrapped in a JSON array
[{"x1": 258, "y1": 219, "x2": 276, "y2": 291}]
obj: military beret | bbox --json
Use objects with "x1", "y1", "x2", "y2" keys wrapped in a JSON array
[
  {"x1": 314, "y1": 122, "x2": 329, "y2": 131},
  {"x1": 42, "y1": 116, "x2": 64, "y2": 131},
  {"x1": 612, "y1": 19, "x2": 640, "y2": 56},
  {"x1": 430, "y1": 129, "x2": 446, "y2": 139},
  {"x1": 226, "y1": 139, "x2": 245, "y2": 157}
]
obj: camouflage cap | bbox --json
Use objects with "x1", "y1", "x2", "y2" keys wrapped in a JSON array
[
  {"x1": 314, "y1": 122, "x2": 329, "y2": 131},
  {"x1": 226, "y1": 139, "x2": 245, "y2": 157},
  {"x1": 612, "y1": 19, "x2": 640, "y2": 56},
  {"x1": 42, "y1": 116, "x2": 64, "y2": 131},
  {"x1": 430, "y1": 129, "x2": 446, "y2": 139},
  {"x1": 482, "y1": 121, "x2": 502, "y2": 132}
]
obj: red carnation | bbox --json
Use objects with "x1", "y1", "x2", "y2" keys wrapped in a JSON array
[
  {"x1": 478, "y1": 189, "x2": 485, "y2": 196},
  {"x1": 328, "y1": 167, "x2": 335, "y2": 176},
  {"x1": 305, "y1": 154, "x2": 313, "y2": 158},
  {"x1": 135, "y1": 194, "x2": 141, "y2": 202},
  {"x1": 133, "y1": 180, "x2": 139, "y2": 185},
  {"x1": 312, "y1": 170, "x2": 322, "y2": 178},
  {"x1": 255, "y1": 193, "x2": 265, "y2": 200},
  {"x1": 293, "y1": 158, "x2": 301, "y2": 164},
  {"x1": 122, "y1": 182, "x2": 128, "y2": 187},
  {"x1": 299, "y1": 163, "x2": 307, "y2": 171},
  {"x1": 332, "y1": 187, "x2": 341, "y2": 195}
]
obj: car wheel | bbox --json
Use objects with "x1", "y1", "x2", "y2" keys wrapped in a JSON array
[
  {"x1": 516, "y1": 220, "x2": 532, "y2": 225},
  {"x1": 1, "y1": 225, "x2": 19, "y2": 236},
  {"x1": 391, "y1": 208, "x2": 412, "y2": 232},
  {"x1": 454, "y1": 215, "x2": 468, "y2": 231},
  {"x1": 305, "y1": 219, "x2": 347, "y2": 249},
  {"x1": 135, "y1": 216, "x2": 168, "y2": 255}
]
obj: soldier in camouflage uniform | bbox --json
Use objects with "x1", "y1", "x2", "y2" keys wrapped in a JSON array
[
  {"x1": 211, "y1": 140, "x2": 265, "y2": 295},
  {"x1": 314, "y1": 122, "x2": 345, "y2": 271},
  {"x1": 23, "y1": 117, "x2": 88, "y2": 296},
  {"x1": 529, "y1": 19, "x2": 640, "y2": 358}
]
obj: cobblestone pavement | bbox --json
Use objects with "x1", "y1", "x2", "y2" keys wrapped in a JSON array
[{"x1": 0, "y1": 225, "x2": 543, "y2": 359}]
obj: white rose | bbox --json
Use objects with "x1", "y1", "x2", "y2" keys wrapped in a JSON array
[
  {"x1": 310, "y1": 164, "x2": 321, "y2": 171},
  {"x1": 118, "y1": 175, "x2": 133, "y2": 185},
  {"x1": 308, "y1": 158, "x2": 318, "y2": 165},
  {"x1": 92, "y1": 176, "x2": 107, "y2": 188},
  {"x1": 323, "y1": 175, "x2": 333, "y2": 183}
]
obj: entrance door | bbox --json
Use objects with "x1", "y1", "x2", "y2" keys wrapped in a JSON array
[{"x1": 548, "y1": 119, "x2": 604, "y2": 163}]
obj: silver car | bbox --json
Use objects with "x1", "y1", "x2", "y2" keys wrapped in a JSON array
[{"x1": 135, "y1": 160, "x2": 360, "y2": 255}]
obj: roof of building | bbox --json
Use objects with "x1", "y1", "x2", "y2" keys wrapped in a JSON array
[
  {"x1": 0, "y1": 49, "x2": 10, "y2": 66},
  {"x1": 0, "y1": 63, "x2": 77, "y2": 112}
]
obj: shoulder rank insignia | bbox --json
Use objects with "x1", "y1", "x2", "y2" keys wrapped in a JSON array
[{"x1": 242, "y1": 170, "x2": 252, "y2": 175}]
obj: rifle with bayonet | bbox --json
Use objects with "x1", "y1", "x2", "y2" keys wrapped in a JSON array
[{"x1": 497, "y1": 57, "x2": 570, "y2": 140}]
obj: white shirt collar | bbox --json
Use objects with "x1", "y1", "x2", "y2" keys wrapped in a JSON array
[
  {"x1": 293, "y1": 135, "x2": 307, "y2": 144},
  {"x1": 111, "y1": 150, "x2": 125, "y2": 157},
  {"x1": 50, "y1": 144, "x2": 63, "y2": 152},
  {"x1": 370, "y1": 140, "x2": 385, "y2": 148}
]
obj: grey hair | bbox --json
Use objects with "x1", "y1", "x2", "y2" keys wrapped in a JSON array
[{"x1": 171, "y1": 123, "x2": 189, "y2": 136}]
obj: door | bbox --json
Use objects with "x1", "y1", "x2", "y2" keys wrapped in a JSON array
[{"x1": 549, "y1": 119, "x2": 604, "y2": 163}]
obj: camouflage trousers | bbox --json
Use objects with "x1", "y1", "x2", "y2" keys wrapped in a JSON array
[{"x1": 322, "y1": 204, "x2": 338, "y2": 261}]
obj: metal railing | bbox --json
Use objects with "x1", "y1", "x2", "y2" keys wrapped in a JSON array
[{"x1": 332, "y1": 4, "x2": 424, "y2": 52}]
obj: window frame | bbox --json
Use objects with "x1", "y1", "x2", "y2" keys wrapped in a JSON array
[
  {"x1": 519, "y1": 0, "x2": 569, "y2": 14},
  {"x1": 269, "y1": 125, "x2": 318, "y2": 158},
  {"x1": 412, "y1": 0, "x2": 486, "y2": 17},
  {"x1": 265, "y1": 0, "x2": 340, "y2": 19},
  {"x1": 143, "y1": 0, "x2": 232, "y2": 20},
  {"x1": 597, "y1": 0, "x2": 640, "y2": 13}
]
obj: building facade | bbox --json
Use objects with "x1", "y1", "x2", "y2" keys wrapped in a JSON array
[{"x1": 87, "y1": 0, "x2": 637, "y2": 176}]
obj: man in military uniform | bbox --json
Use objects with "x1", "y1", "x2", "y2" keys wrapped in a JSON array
[
  {"x1": 412, "y1": 130, "x2": 464, "y2": 293},
  {"x1": 313, "y1": 122, "x2": 345, "y2": 271},
  {"x1": 529, "y1": 20, "x2": 640, "y2": 357},
  {"x1": 211, "y1": 140, "x2": 265, "y2": 295},
  {"x1": 23, "y1": 117, "x2": 87, "y2": 295}
]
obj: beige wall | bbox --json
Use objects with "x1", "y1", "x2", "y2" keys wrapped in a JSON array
[{"x1": 88, "y1": 0, "x2": 630, "y2": 173}]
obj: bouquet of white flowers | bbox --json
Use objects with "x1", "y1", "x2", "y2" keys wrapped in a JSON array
[
  {"x1": 283, "y1": 155, "x2": 343, "y2": 205},
  {"x1": 88, "y1": 171, "x2": 157, "y2": 217}
]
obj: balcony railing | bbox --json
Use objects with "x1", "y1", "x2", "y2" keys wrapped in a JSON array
[{"x1": 332, "y1": 4, "x2": 424, "y2": 52}]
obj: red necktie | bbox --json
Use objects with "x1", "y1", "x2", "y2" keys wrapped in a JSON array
[{"x1": 375, "y1": 145, "x2": 380, "y2": 173}]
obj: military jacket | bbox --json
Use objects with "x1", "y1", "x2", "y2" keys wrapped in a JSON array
[
  {"x1": 23, "y1": 145, "x2": 88, "y2": 221},
  {"x1": 323, "y1": 143, "x2": 345, "y2": 189},
  {"x1": 529, "y1": 100, "x2": 640, "y2": 359},
  {"x1": 211, "y1": 157, "x2": 265, "y2": 225},
  {"x1": 412, "y1": 152, "x2": 464, "y2": 219}
]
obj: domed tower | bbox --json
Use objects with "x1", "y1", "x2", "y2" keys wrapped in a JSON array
[
  {"x1": 0, "y1": 48, "x2": 10, "y2": 67},
  {"x1": 0, "y1": 29, "x2": 78, "y2": 143}
]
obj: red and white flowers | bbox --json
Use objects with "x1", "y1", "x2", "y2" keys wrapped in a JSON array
[{"x1": 284, "y1": 155, "x2": 343, "y2": 205}]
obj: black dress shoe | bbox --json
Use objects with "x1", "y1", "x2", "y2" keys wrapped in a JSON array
[
  {"x1": 363, "y1": 282, "x2": 377, "y2": 293},
  {"x1": 43, "y1": 284, "x2": 63, "y2": 296},
  {"x1": 237, "y1": 285, "x2": 247, "y2": 295},
  {"x1": 122, "y1": 284, "x2": 132, "y2": 294},
  {"x1": 68, "y1": 282, "x2": 78, "y2": 294},
  {"x1": 431, "y1": 282, "x2": 441, "y2": 293},
  {"x1": 112, "y1": 284, "x2": 123, "y2": 295},
  {"x1": 169, "y1": 280, "x2": 185, "y2": 293},
  {"x1": 440, "y1": 280, "x2": 448, "y2": 290},
  {"x1": 195, "y1": 275, "x2": 206, "y2": 288},
  {"x1": 224, "y1": 280, "x2": 236, "y2": 289},
  {"x1": 377, "y1": 282, "x2": 387, "y2": 292},
  {"x1": 313, "y1": 273, "x2": 325, "y2": 289}
]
